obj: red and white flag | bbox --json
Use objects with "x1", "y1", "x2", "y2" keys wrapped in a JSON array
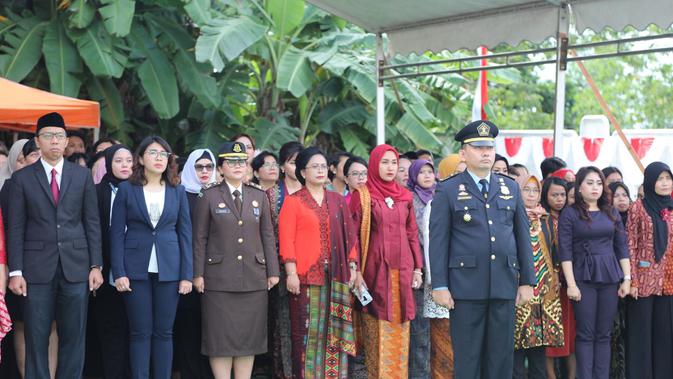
[{"x1": 471, "y1": 46, "x2": 489, "y2": 121}]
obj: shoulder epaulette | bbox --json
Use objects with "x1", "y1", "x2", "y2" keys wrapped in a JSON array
[
  {"x1": 198, "y1": 182, "x2": 221, "y2": 197},
  {"x1": 244, "y1": 182, "x2": 264, "y2": 191},
  {"x1": 440, "y1": 172, "x2": 461, "y2": 182},
  {"x1": 495, "y1": 172, "x2": 516, "y2": 181}
]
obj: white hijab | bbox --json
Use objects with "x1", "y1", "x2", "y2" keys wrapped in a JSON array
[
  {"x1": 0, "y1": 139, "x2": 29, "y2": 190},
  {"x1": 181, "y1": 149, "x2": 217, "y2": 194}
]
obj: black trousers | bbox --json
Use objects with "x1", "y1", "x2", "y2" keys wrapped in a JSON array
[
  {"x1": 91, "y1": 284, "x2": 130, "y2": 379},
  {"x1": 173, "y1": 292, "x2": 213, "y2": 379},
  {"x1": 513, "y1": 346, "x2": 547, "y2": 379},
  {"x1": 626, "y1": 295, "x2": 673, "y2": 379},
  {"x1": 451, "y1": 299, "x2": 515, "y2": 379},
  {"x1": 24, "y1": 261, "x2": 89, "y2": 379}
]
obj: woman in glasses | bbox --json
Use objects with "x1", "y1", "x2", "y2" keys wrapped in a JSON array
[
  {"x1": 514, "y1": 176, "x2": 563, "y2": 379},
  {"x1": 192, "y1": 141, "x2": 279, "y2": 379},
  {"x1": 110, "y1": 136, "x2": 193, "y2": 379},
  {"x1": 344, "y1": 156, "x2": 368, "y2": 205},
  {"x1": 278, "y1": 147, "x2": 359, "y2": 378},
  {"x1": 252, "y1": 151, "x2": 280, "y2": 191},
  {"x1": 174, "y1": 149, "x2": 218, "y2": 378}
]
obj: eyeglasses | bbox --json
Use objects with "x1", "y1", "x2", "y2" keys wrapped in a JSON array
[
  {"x1": 39, "y1": 132, "x2": 67, "y2": 140},
  {"x1": 522, "y1": 188, "x2": 541, "y2": 194},
  {"x1": 261, "y1": 162, "x2": 279, "y2": 169},
  {"x1": 307, "y1": 164, "x2": 328, "y2": 171},
  {"x1": 195, "y1": 164, "x2": 214, "y2": 172},
  {"x1": 349, "y1": 171, "x2": 367, "y2": 178},
  {"x1": 224, "y1": 159, "x2": 247, "y2": 167},
  {"x1": 146, "y1": 149, "x2": 169, "y2": 159}
]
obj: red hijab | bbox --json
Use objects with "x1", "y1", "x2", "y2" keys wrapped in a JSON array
[{"x1": 366, "y1": 144, "x2": 413, "y2": 202}]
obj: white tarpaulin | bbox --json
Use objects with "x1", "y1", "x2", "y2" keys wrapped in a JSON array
[{"x1": 308, "y1": 0, "x2": 673, "y2": 54}]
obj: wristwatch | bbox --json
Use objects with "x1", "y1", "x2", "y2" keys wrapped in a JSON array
[
  {"x1": 349, "y1": 262, "x2": 358, "y2": 271},
  {"x1": 623, "y1": 275, "x2": 632, "y2": 281}
]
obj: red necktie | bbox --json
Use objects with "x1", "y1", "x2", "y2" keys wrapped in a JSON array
[{"x1": 51, "y1": 168, "x2": 59, "y2": 205}]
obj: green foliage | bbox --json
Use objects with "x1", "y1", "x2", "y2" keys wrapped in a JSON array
[{"x1": 7, "y1": 0, "x2": 666, "y2": 162}]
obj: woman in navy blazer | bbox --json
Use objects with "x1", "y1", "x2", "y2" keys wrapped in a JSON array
[{"x1": 110, "y1": 136, "x2": 193, "y2": 379}]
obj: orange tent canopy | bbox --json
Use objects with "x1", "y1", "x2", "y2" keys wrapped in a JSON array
[{"x1": 0, "y1": 77, "x2": 100, "y2": 132}]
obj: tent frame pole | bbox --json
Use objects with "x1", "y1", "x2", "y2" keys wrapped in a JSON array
[
  {"x1": 552, "y1": 4, "x2": 569, "y2": 157},
  {"x1": 376, "y1": 32, "x2": 385, "y2": 145}
]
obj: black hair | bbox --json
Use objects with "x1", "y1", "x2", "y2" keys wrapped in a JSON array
[
  {"x1": 279, "y1": 141, "x2": 304, "y2": 164},
  {"x1": 416, "y1": 149, "x2": 432, "y2": 158},
  {"x1": 129, "y1": 136, "x2": 179, "y2": 187},
  {"x1": 509, "y1": 163, "x2": 529, "y2": 177},
  {"x1": 67, "y1": 130, "x2": 86, "y2": 142},
  {"x1": 22, "y1": 138, "x2": 39, "y2": 157},
  {"x1": 494, "y1": 154, "x2": 510, "y2": 167},
  {"x1": 608, "y1": 181, "x2": 631, "y2": 200},
  {"x1": 252, "y1": 151, "x2": 278, "y2": 171},
  {"x1": 540, "y1": 157, "x2": 567, "y2": 179},
  {"x1": 401, "y1": 151, "x2": 418, "y2": 160},
  {"x1": 602, "y1": 166, "x2": 623, "y2": 180},
  {"x1": 67, "y1": 152, "x2": 89, "y2": 166},
  {"x1": 328, "y1": 151, "x2": 352, "y2": 181},
  {"x1": 92, "y1": 137, "x2": 117, "y2": 152},
  {"x1": 344, "y1": 156, "x2": 368, "y2": 177},
  {"x1": 540, "y1": 176, "x2": 568, "y2": 212},
  {"x1": 573, "y1": 166, "x2": 615, "y2": 222},
  {"x1": 295, "y1": 147, "x2": 326, "y2": 186}
]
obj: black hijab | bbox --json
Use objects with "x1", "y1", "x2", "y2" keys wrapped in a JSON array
[
  {"x1": 101, "y1": 144, "x2": 132, "y2": 187},
  {"x1": 642, "y1": 162, "x2": 673, "y2": 262},
  {"x1": 608, "y1": 181, "x2": 630, "y2": 227}
]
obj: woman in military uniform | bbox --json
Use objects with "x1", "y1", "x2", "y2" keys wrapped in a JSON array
[{"x1": 192, "y1": 141, "x2": 280, "y2": 379}]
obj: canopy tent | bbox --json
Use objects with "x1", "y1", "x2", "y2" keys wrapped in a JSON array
[
  {"x1": 0, "y1": 77, "x2": 100, "y2": 133},
  {"x1": 307, "y1": 0, "x2": 673, "y2": 156}
]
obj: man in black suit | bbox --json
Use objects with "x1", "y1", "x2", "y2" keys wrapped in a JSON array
[{"x1": 7, "y1": 112, "x2": 104, "y2": 378}]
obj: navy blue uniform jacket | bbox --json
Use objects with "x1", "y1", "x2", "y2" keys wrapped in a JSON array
[{"x1": 429, "y1": 171, "x2": 536, "y2": 300}]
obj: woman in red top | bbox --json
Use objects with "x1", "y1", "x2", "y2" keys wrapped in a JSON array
[
  {"x1": 278, "y1": 147, "x2": 358, "y2": 379},
  {"x1": 626, "y1": 162, "x2": 673, "y2": 378},
  {"x1": 350, "y1": 144, "x2": 423, "y2": 379}
]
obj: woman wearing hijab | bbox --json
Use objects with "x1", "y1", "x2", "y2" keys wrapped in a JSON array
[
  {"x1": 513, "y1": 176, "x2": 564, "y2": 379},
  {"x1": 92, "y1": 144, "x2": 133, "y2": 379},
  {"x1": 437, "y1": 154, "x2": 465, "y2": 181},
  {"x1": 175, "y1": 149, "x2": 217, "y2": 379},
  {"x1": 349, "y1": 144, "x2": 423, "y2": 379},
  {"x1": 0, "y1": 139, "x2": 31, "y2": 378},
  {"x1": 608, "y1": 181, "x2": 631, "y2": 379},
  {"x1": 406, "y1": 159, "x2": 435, "y2": 378},
  {"x1": 421, "y1": 156, "x2": 459, "y2": 379},
  {"x1": 625, "y1": 162, "x2": 673, "y2": 378},
  {"x1": 0, "y1": 139, "x2": 28, "y2": 191},
  {"x1": 278, "y1": 147, "x2": 357, "y2": 378}
]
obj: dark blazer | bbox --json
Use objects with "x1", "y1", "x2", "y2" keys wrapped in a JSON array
[
  {"x1": 192, "y1": 182, "x2": 279, "y2": 292},
  {"x1": 7, "y1": 160, "x2": 102, "y2": 283},
  {"x1": 110, "y1": 181, "x2": 193, "y2": 282},
  {"x1": 429, "y1": 170, "x2": 536, "y2": 300}
]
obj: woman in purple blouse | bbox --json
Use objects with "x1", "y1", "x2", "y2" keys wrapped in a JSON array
[{"x1": 558, "y1": 166, "x2": 631, "y2": 379}]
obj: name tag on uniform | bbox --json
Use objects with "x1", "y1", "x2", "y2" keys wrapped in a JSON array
[
  {"x1": 638, "y1": 260, "x2": 651, "y2": 268},
  {"x1": 215, "y1": 208, "x2": 231, "y2": 214}
]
